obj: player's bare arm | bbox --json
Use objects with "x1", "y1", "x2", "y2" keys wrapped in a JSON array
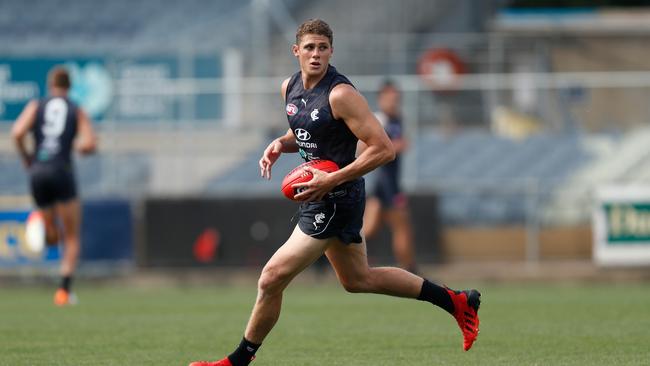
[
  {"x1": 331, "y1": 84, "x2": 396, "y2": 178},
  {"x1": 259, "y1": 78, "x2": 300, "y2": 180},
  {"x1": 294, "y1": 83, "x2": 395, "y2": 201},
  {"x1": 75, "y1": 108, "x2": 97, "y2": 155},
  {"x1": 259, "y1": 128, "x2": 299, "y2": 180},
  {"x1": 358, "y1": 136, "x2": 406, "y2": 156},
  {"x1": 11, "y1": 100, "x2": 38, "y2": 168}
]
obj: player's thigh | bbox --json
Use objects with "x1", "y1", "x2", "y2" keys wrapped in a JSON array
[
  {"x1": 29, "y1": 166, "x2": 56, "y2": 208},
  {"x1": 264, "y1": 225, "x2": 331, "y2": 280},
  {"x1": 56, "y1": 199, "x2": 81, "y2": 239},
  {"x1": 325, "y1": 238, "x2": 370, "y2": 285}
]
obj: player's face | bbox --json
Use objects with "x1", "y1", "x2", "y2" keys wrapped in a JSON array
[{"x1": 292, "y1": 34, "x2": 332, "y2": 78}]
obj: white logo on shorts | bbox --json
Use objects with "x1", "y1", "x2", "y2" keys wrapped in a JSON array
[{"x1": 314, "y1": 212, "x2": 326, "y2": 229}]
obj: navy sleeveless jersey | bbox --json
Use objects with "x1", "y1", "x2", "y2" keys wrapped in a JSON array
[
  {"x1": 32, "y1": 97, "x2": 78, "y2": 165},
  {"x1": 285, "y1": 65, "x2": 358, "y2": 169}
]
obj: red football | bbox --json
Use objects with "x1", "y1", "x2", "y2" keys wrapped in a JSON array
[{"x1": 281, "y1": 159, "x2": 339, "y2": 200}]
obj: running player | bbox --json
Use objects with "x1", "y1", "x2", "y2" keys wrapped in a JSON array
[
  {"x1": 188, "y1": 19, "x2": 480, "y2": 366},
  {"x1": 11, "y1": 66, "x2": 97, "y2": 306},
  {"x1": 361, "y1": 81, "x2": 418, "y2": 273}
]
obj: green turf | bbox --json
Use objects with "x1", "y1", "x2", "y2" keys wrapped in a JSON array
[{"x1": 1, "y1": 281, "x2": 649, "y2": 365}]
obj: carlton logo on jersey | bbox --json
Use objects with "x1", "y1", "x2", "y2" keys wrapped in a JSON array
[
  {"x1": 310, "y1": 109, "x2": 319, "y2": 121},
  {"x1": 286, "y1": 103, "x2": 298, "y2": 116}
]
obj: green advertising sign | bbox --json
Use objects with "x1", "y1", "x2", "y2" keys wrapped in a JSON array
[{"x1": 604, "y1": 203, "x2": 650, "y2": 243}]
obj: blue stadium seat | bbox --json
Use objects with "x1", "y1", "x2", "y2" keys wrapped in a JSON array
[
  {"x1": 0, "y1": 155, "x2": 29, "y2": 195},
  {"x1": 411, "y1": 130, "x2": 595, "y2": 224},
  {"x1": 204, "y1": 129, "x2": 594, "y2": 224},
  {"x1": 0, "y1": 0, "x2": 248, "y2": 49},
  {"x1": 204, "y1": 129, "x2": 597, "y2": 224},
  {"x1": 0, "y1": 152, "x2": 150, "y2": 198}
]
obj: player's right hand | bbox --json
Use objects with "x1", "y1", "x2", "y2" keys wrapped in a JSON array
[{"x1": 259, "y1": 139, "x2": 283, "y2": 180}]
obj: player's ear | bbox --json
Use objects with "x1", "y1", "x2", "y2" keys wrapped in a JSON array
[{"x1": 292, "y1": 44, "x2": 300, "y2": 57}]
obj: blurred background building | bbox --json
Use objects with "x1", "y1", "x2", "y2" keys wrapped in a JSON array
[{"x1": 2, "y1": 0, "x2": 650, "y2": 273}]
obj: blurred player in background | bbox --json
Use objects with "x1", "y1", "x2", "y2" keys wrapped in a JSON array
[
  {"x1": 11, "y1": 66, "x2": 97, "y2": 306},
  {"x1": 361, "y1": 80, "x2": 418, "y2": 273},
  {"x1": 189, "y1": 19, "x2": 480, "y2": 366}
]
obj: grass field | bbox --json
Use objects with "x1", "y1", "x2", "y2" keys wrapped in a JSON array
[{"x1": 1, "y1": 281, "x2": 649, "y2": 366}]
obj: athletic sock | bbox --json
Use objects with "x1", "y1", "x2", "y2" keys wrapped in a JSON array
[
  {"x1": 60, "y1": 276, "x2": 73, "y2": 292},
  {"x1": 416, "y1": 279, "x2": 454, "y2": 315},
  {"x1": 227, "y1": 337, "x2": 260, "y2": 366}
]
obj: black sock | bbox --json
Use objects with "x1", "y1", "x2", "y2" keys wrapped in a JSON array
[
  {"x1": 60, "y1": 276, "x2": 73, "y2": 292},
  {"x1": 227, "y1": 337, "x2": 260, "y2": 366},
  {"x1": 416, "y1": 279, "x2": 454, "y2": 315}
]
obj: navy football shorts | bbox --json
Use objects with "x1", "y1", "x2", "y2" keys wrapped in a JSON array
[
  {"x1": 371, "y1": 172, "x2": 407, "y2": 209},
  {"x1": 29, "y1": 162, "x2": 78, "y2": 208},
  {"x1": 297, "y1": 179, "x2": 365, "y2": 244}
]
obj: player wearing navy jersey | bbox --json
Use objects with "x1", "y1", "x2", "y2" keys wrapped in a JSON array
[
  {"x1": 361, "y1": 81, "x2": 418, "y2": 273},
  {"x1": 11, "y1": 66, "x2": 97, "y2": 306},
  {"x1": 189, "y1": 19, "x2": 480, "y2": 366}
]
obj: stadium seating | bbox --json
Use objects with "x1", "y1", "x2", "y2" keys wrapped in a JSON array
[
  {"x1": 415, "y1": 131, "x2": 594, "y2": 224},
  {"x1": 0, "y1": 156, "x2": 29, "y2": 195},
  {"x1": 204, "y1": 129, "x2": 598, "y2": 224},
  {"x1": 0, "y1": 0, "x2": 251, "y2": 50},
  {"x1": 0, "y1": 153, "x2": 150, "y2": 198},
  {"x1": 414, "y1": 131, "x2": 589, "y2": 182}
]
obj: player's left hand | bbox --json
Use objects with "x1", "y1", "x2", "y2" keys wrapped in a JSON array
[{"x1": 292, "y1": 166, "x2": 337, "y2": 202}]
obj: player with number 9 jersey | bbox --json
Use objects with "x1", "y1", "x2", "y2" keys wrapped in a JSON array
[
  {"x1": 11, "y1": 66, "x2": 97, "y2": 306},
  {"x1": 30, "y1": 84, "x2": 84, "y2": 207}
]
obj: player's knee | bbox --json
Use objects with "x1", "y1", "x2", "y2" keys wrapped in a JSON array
[
  {"x1": 257, "y1": 266, "x2": 290, "y2": 295},
  {"x1": 44, "y1": 222, "x2": 59, "y2": 244},
  {"x1": 339, "y1": 276, "x2": 370, "y2": 293}
]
